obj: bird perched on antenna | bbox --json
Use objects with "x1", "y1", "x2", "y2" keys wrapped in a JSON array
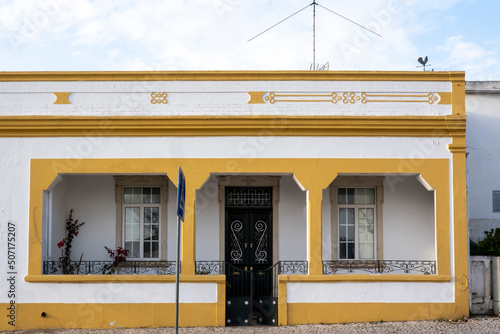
[{"x1": 417, "y1": 56, "x2": 431, "y2": 71}]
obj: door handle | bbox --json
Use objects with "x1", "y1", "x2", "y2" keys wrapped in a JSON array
[
  {"x1": 250, "y1": 243, "x2": 253, "y2": 248},
  {"x1": 245, "y1": 243, "x2": 248, "y2": 248}
]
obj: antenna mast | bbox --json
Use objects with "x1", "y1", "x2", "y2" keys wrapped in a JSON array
[
  {"x1": 248, "y1": 1, "x2": 382, "y2": 70},
  {"x1": 313, "y1": 1, "x2": 316, "y2": 70}
]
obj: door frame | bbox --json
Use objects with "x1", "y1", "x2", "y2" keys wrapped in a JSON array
[{"x1": 218, "y1": 175, "x2": 281, "y2": 265}]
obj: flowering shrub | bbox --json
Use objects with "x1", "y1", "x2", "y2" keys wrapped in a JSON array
[
  {"x1": 102, "y1": 246, "x2": 129, "y2": 274},
  {"x1": 58, "y1": 209, "x2": 85, "y2": 274}
]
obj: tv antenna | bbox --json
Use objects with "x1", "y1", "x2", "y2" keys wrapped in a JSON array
[
  {"x1": 248, "y1": 1, "x2": 382, "y2": 70},
  {"x1": 417, "y1": 56, "x2": 432, "y2": 71}
]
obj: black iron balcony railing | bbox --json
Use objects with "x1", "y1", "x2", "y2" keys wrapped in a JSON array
[
  {"x1": 322, "y1": 260, "x2": 436, "y2": 275},
  {"x1": 43, "y1": 260, "x2": 179, "y2": 275},
  {"x1": 194, "y1": 260, "x2": 308, "y2": 275}
]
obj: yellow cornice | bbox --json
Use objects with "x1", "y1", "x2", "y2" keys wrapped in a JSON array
[
  {"x1": 0, "y1": 70, "x2": 465, "y2": 82},
  {"x1": 0, "y1": 115, "x2": 466, "y2": 138}
]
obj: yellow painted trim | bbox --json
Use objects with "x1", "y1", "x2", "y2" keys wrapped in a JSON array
[
  {"x1": 0, "y1": 115, "x2": 466, "y2": 138},
  {"x1": 451, "y1": 79, "x2": 466, "y2": 115},
  {"x1": 249, "y1": 92, "x2": 448, "y2": 105},
  {"x1": 278, "y1": 281, "x2": 288, "y2": 326},
  {"x1": 0, "y1": 70, "x2": 465, "y2": 82},
  {"x1": 25, "y1": 274, "x2": 226, "y2": 283},
  {"x1": 451, "y1": 137, "x2": 470, "y2": 315},
  {"x1": 279, "y1": 274, "x2": 451, "y2": 283},
  {"x1": 438, "y1": 92, "x2": 452, "y2": 105},
  {"x1": 0, "y1": 303, "x2": 217, "y2": 330},
  {"x1": 29, "y1": 158, "x2": 452, "y2": 280},
  {"x1": 24, "y1": 157, "x2": 466, "y2": 329},
  {"x1": 53, "y1": 92, "x2": 71, "y2": 104},
  {"x1": 247, "y1": 91, "x2": 266, "y2": 104},
  {"x1": 287, "y1": 302, "x2": 467, "y2": 325}
]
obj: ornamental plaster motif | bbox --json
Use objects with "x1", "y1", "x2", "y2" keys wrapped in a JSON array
[
  {"x1": 150, "y1": 92, "x2": 168, "y2": 104},
  {"x1": 248, "y1": 91, "x2": 449, "y2": 105},
  {"x1": 53, "y1": 92, "x2": 72, "y2": 104}
]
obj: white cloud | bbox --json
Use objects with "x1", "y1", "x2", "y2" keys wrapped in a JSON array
[{"x1": 438, "y1": 35, "x2": 500, "y2": 79}]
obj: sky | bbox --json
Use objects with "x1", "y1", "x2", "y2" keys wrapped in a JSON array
[{"x1": 0, "y1": 0, "x2": 499, "y2": 80}]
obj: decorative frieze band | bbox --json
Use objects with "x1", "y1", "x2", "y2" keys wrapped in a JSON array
[{"x1": 248, "y1": 91, "x2": 452, "y2": 105}]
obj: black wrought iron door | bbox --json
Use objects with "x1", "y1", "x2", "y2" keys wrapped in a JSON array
[{"x1": 225, "y1": 208, "x2": 276, "y2": 326}]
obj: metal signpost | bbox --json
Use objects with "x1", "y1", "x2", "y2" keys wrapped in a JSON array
[{"x1": 175, "y1": 167, "x2": 185, "y2": 334}]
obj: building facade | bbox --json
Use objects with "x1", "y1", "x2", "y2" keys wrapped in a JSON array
[{"x1": 0, "y1": 71, "x2": 468, "y2": 330}]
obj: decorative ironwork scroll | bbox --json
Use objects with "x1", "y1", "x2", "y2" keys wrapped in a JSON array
[
  {"x1": 230, "y1": 220, "x2": 243, "y2": 263},
  {"x1": 279, "y1": 261, "x2": 308, "y2": 275},
  {"x1": 43, "y1": 260, "x2": 178, "y2": 275},
  {"x1": 254, "y1": 220, "x2": 268, "y2": 264},
  {"x1": 195, "y1": 261, "x2": 224, "y2": 275},
  {"x1": 323, "y1": 260, "x2": 436, "y2": 275}
]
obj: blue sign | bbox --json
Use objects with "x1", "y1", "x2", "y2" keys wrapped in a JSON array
[{"x1": 176, "y1": 167, "x2": 186, "y2": 221}]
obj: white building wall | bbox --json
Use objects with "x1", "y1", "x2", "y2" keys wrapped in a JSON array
[
  {"x1": 322, "y1": 188, "x2": 332, "y2": 261},
  {"x1": 383, "y1": 176, "x2": 435, "y2": 260},
  {"x1": 0, "y1": 135, "x2": 451, "y2": 305},
  {"x1": 0, "y1": 80, "x2": 453, "y2": 117},
  {"x1": 195, "y1": 176, "x2": 220, "y2": 261},
  {"x1": 50, "y1": 175, "x2": 117, "y2": 261},
  {"x1": 278, "y1": 176, "x2": 307, "y2": 261},
  {"x1": 466, "y1": 83, "x2": 500, "y2": 241}
]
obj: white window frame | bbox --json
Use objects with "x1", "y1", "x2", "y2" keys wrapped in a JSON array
[
  {"x1": 115, "y1": 176, "x2": 168, "y2": 261},
  {"x1": 337, "y1": 190, "x2": 377, "y2": 260},
  {"x1": 331, "y1": 176, "x2": 384, "y2": 261}
]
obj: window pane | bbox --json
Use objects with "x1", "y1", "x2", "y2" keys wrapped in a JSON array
[
  {"x1": 152, "y1": 242, "x2": 159, "y2": 258},
  {"x1": 133, "y1": 187, "x2": 142, "y2": 204},
  {"x1": 339, "y1": 225, "x2": 346, "y2": 241},
  {"x1": 353, "y1": 188, "x2": 375, "y2": 204},
  {"x1": 125, "y1": 207, "x2": 140, "y2": 240},
  {"x1": 359, "y1": 243, "x2": 374, "y2": 259},
  {"x1": 347, "y1": 243, "x2": 355, "y2": 259},
  {"x1": 338, "y1": 188, "x2": 347, "y2": 204},
  {"x1": 126, "y1": 241, "x2": 140, "y2": 258},
  {"x1": 143, "y1": 187, "x2": 152, "y2": 204},
  {"x1": 123, "y1": 187, "x2": 133, "y2": 204},
  {"x1": 339, "y1": 243, "x2": 346, "y2": 259},
  {"x1": 143, "y1": 242, "x2": 151, "y2": 258},
  {"x1": 347, "y1": 188, "x2": 355, "y2": 204},
  {"x1": 152, "y1": 187, "x2": 161, "y2": 204}
]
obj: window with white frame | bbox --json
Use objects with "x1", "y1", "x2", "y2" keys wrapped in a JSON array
[
  {"x1": 338, "y1": 188, "x2": 376, "y2": 260},
  {"x1": 115, "y1": 176, "x2": 168, "y2": 261},
  {"x1": 330, "y1": 176, "x2": 384, "y2": 261},
  {"x1": 123, "y1": 187, "x2": 161, "y2": 259}
]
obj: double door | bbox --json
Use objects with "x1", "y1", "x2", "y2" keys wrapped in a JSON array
[{"x1": 225, "y1": 208, "x2": 277, "y2": 326}]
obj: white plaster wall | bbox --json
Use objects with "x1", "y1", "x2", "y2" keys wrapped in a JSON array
[
  {"x1": 383, "y1": 176, "x2": 435, "y2": 260},
  {"x1": 49, "y1": 176, "x2": 68, "y2": 260},
  {"x1": 278, "y1": 176, "x2": 307, "y2": 261},
  {"x1": 195, "y1": 176, "x2": 220, "y2": 261},
  {"x1": 19, "y1": 283, "x2": 217, "y2": 304},
  {"x1": 287, "y1": 282, "x2": 454, "y2": 303},
  {"x1": 50, "y1": 175, "x2": 117, "y2": 261},
  {"x1": 470, "y1": 256, "x2": 493, "y2": 315},
  {"x1": 466, "y1": 88, "x2": 500, "y2": 240},
  {"x1": 321, "y1": 188, "x2": 332, "y2": 260},
  {"x1": 0, "y1": 135, "x2": 449, "y2": 304},
  {"x1": 0, "y1": 80, "x2": 452, "y2": 116}
]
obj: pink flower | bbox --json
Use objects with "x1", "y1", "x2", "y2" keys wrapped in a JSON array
[{"x1": 57, "y1": 239, "x2": 65, "y2": 248}]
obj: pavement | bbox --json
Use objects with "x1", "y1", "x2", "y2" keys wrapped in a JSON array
[{"x1": 5, "y1": 317, "x2": 500, "y2": 334}]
